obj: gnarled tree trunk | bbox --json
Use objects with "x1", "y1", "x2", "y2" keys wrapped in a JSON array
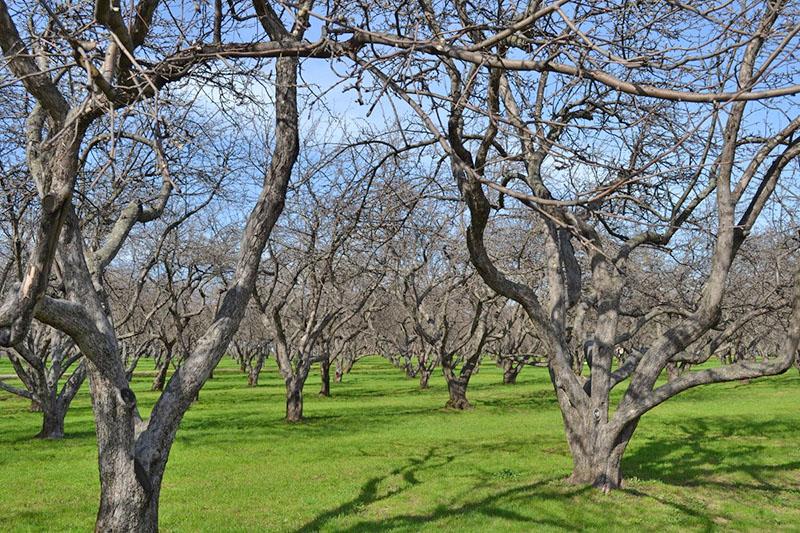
[
  {"x1": 445, "y1": 377, "x2": 471, "y2": 410},
  {"x1": 564, "y1": 415, "x2": 638, "y2": 491}
]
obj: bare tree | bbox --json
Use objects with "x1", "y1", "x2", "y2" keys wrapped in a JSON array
[
  {"x1": 0, "y1": 0, "x2": 316, "y2": 527},
  {"x1": 256, "y1": 166, "x2": 384, "y2": 420},
  {"x1": 0, "y1": 322, "x2": 85, "y2": 438},
  {"x1": 350, "y1": 0, "x2": 800, "y2": 489}
]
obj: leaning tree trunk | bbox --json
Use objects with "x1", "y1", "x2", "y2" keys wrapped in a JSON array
[
  {"x1": 319, "y1": 356, "x2": 331, "y2": 397},
  {"x1": 285, "y1": 375, "x2": 305, "y2": 422},
  {"x1": 151, "y1": 353, "x2": 171, "y2": 392}
]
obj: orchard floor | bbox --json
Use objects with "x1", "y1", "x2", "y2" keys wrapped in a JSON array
[{"x1": 1, "y1": 357, "x2": 800, "y2": 532}]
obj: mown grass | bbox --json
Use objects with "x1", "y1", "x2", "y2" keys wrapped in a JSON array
[{"x1": 1, "y1": 355, "x2": 800, "y2": 532}]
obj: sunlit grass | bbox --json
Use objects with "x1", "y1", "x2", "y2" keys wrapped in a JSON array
[{"x1": 1, "y1": 356, "x2": 799, "y2": 531}]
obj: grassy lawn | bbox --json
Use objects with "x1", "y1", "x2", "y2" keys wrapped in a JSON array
[{"x1": 1, "y1": 356, "x2": 800, "y2": 532}]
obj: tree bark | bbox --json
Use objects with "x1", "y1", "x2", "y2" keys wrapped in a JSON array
[
  {"x1": 151, "y1": 353, "x2": 171, "y2": 392},
  {"x1": 445, "y1": 377, "x2": 472, "y2": 409},
  {"x1": 247, "y1": 351, "x2": 265, "y2": 387},
  {"x1": 285, "y1": 376, "x2": 304, "y2": 422},
  {"x1": 90, "y1": 366, "x2": 159, "y2": 532},
  {"x1": 419, "y1": 368, "x2": 432, "y2": 389},
  {"x1": 665, "y1": 362, "x2": 679, "y2": 382},
  {"x1": 319, "y1": 356, "x2": 331, "y2": 397},
  {"x1": 35, "y1": 401, "x2": 66, "y2": 439},
  {"x1": 501, "y1": 360, "x2": 521, "y2": 384},
  {"x1": 563, "y1": 415, "x2": 638, "y2": 491},
  {"x1": 503, "y1": 367, "x2": 520, "y2": 384}
]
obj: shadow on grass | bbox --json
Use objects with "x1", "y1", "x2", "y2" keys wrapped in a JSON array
[
  {"x1": 625, "y1": 416, "x2": 800, "y2": 493},
  {"x1": 293, "y1": 440, "x2": 734, "y2": 533},
  {"x1": 294, "y1": 448, "x2": 578, "y2": 532}
]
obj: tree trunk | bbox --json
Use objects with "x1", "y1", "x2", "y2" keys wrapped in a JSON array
[
  {"x1": 35, "y1": 401, "x2": 66, "y2": 439},
  {"x1": 319, "y1": 356, "x2": 331, "y2": 397},
  {"x1": 285, "y1": 377, "x2": 304, "y2": 422},
  {"x1": 564, "y1": 417, "x2": 638, "y2": 492},
  {"x1": 90, "y1": 367, "x2": 160, "y2": 532},
  {"x1": 445, "y1": 378, "x2": 472, "y2": 409},
  {"x1": 247, "y1": 352, "x2": 266, "y2": 387},
  {"x1": 151, "y1": 354, "x2": 170, "y2": 392},
  {"x1": 501, "y1": 360, "x2": 521, "y2": 384},
  {"x1": 419, "y1": 368, "x2": 432, "y2": 389},
  {"x1": 95, "y1": 477, "x2": 158, "y2": 533},
  {"x1": 502, "y1": 366, "x2": 520, "y2": 384}
]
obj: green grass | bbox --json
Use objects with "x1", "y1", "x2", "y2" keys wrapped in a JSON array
[{"x1": 1, "y1": 356, "x2": 800, "y2": 532}]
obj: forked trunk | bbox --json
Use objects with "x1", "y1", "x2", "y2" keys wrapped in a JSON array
[
  {"x1": 247, "y1": 352, "x2": 266, "y2": 387},
  {"x1": 285, "y1": 377, "x2": 304, "y2": 422},
  {"x1": 419, "y1": 368, "x2": 432, "y2": 389},
  {"x1": 445, "y1": 378, "x2": 471, "y2": 410},
  {"x1": 564, "y1": 416, "x2": 638, "y2": 492},
  {"x1": 319, "y1": 356, "x2": 331, "y2": 397}
]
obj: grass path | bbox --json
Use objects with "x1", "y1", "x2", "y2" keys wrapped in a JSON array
[{"x1": 1, "y1": 357, "x2": 799, "y2": 531}]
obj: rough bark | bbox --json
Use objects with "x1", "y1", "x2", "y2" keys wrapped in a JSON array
[
  {"x1": 151, "y1": 352, "x2": 171, "y2": 392},
  {"x1": 445, "y1": 378, "x2": 472, "y2": 410},
  {"x1": 285, "y1": 376, "x2": 304, "y2": 422},
  {"x1": 564, "y1": 416, "x2": 638, "y2": 491},
  {"x1": 90, "y1": 365, "x2": 157, "y2": 533}
]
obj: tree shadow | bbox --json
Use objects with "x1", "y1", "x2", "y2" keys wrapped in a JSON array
[
  {"x1": 625, "y1": 416, "x2": 800, "y2": 494},
  {"x1": 294, "y1": 447, "x2": 578, "y2": 532}
]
